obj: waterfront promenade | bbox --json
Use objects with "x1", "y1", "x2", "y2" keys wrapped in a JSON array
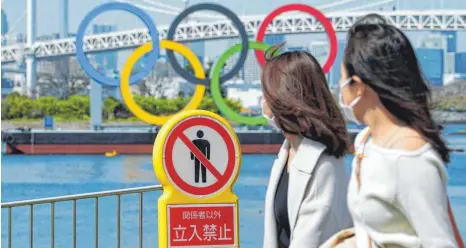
[{"x1": 2, "y1": 124, "x2": 466, "y2": 247}]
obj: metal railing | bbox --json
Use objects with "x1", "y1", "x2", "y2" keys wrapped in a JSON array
[{"x1": 1, "y1": 185, "x2": 163, "y2": 248}]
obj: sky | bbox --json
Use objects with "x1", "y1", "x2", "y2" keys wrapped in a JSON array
[{"x1": 2, "y1": 0, "x2": 466, "y2": 37}]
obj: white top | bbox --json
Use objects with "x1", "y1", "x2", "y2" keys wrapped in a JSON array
[
  {"x1": 347, "y1": 127, "x2": 457, "y2": 248},
  {"x1": 263, "y1": 138, "x2": 353, "y2": 248}
]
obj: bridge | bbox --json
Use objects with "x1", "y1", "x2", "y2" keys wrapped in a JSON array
[{"x1": 2, "y1": 10, "x2": 466, "y2": 64}]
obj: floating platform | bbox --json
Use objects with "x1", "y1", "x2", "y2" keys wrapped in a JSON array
[{"x1": 1, "y1": 128, "x2": 361, "y2": 155}]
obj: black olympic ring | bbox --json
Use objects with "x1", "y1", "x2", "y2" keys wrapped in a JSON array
[{"x1": 166, "y1": 3, "x2": 249, "y2": 86}]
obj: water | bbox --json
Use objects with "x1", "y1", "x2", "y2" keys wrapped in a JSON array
[{"x1": 2, "y1": 125, "x2": 466, "y2": 247}]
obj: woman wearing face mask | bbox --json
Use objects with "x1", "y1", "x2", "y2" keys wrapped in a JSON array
[
  {"x1": 261, "y1": 44, "x2": 353, "y2": 248},
  {"x1": 336, "y1": 23, "x2": 464, "y2": 247}
]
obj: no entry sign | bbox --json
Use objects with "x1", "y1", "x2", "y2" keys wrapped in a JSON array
[
  {"x1": 163, "y1": 116, "x2": 239, "y2": 197},
  {"x1": 168, "y1": 204, "x2": 237, "y2": 247},
  {"x1": 153, "y1": 110, "x2": 241, "y2": 248}
]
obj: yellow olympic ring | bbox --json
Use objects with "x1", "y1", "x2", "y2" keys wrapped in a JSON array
[{"x1": 120, "y1": 40, "x2": 206, "y2": 126}]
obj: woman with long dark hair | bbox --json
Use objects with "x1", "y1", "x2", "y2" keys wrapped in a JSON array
[
  {"x1": 334, "y1": 23, "x2": 464, "y2": 247},
  {"x1": 261, "y1": 44, "x2": 352, "y2": 248}
]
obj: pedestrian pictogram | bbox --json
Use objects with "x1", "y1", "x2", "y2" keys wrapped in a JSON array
[
  {"x1": 191, "y1": 130, "x2": 209, "y2": 184},
  {"x1": 153, "y1": 110, "x2": 241, "y2": 248}
]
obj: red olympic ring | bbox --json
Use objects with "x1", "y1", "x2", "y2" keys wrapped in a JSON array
[{"x1": 255, "y1": 3, "x2": 338, "y2": 74}]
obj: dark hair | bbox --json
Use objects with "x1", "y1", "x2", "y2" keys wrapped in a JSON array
[
  {"x1": 261, "y1": 44, "x2": 349, "y2": 158},
  {"x1": 354, "y1": 13, "x2": 387, "y2": 25},
  {"x1": 344, "y1": 24, "x2": 450, "y2": 163}
]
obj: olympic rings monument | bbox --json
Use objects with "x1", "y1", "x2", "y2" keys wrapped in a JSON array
[
  {"x1": 75, "y1": 3, "x2": 338, "y2": 246},
  {"x1": 75, "y1": 2, "x2": 338, "y2": 128}
]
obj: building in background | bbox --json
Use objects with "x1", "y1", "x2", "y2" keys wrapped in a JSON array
[
  {"x1": 222, "y1": 35, "x2": 285, "y2": 111},
  {"x1": 59, "y1": 0, "x2": 69, "y2": 38},
  {"x1": 455, "y1": 52, "x2": 466, "y2": 78},
  {"x1": 309, "y1": 40, "x2": 329, "y2": 70},
  {"x1": 416, "y1": 48, "x2": 444, "y2": 86},
  {"x1": 286, "y1": 46, "x2": 307, "y2": 52},
  {"x1": 92, "y1": 24, "x2": 118, "y2": 71},
  {"x1": 224, "y1": 80, "x2": 263, "y2": 112},
  {"x1": 228, "y1": 34, "x2": 286, "y2": 82},
  {"x1": 309, "y1": 40, "x2": 331, "y2": 82},
  {"x1": 444, "y1": 52, "x2": 456, "y2": 75},
  {"x1": 420, "y1": 31, "x2": 456, "y2": 53},
  {"x1": 1, "y1": 68, "x2": 27, "y2": 96},
  {"x1": 178, "y1": 80, "x2": 195, "y2": 97},
  {"x1": 92, "y1": 24, "x2": 119, "y2": 99},
  {"x1": 1, "y1": 71, "x2": 14, "y2": 98},
  {"x1": 264, "y1": 35, "x2": 285, "y2": 46},
  {"x1": 184, "y1": 41, "x2": 205, "y2": 67},
  {"x1": 240, "y1": 50, "x2": 262, "y2": 82},
  {"x1": 420, "y1": 32, "x2": 459, "y2": 84},
  {"x1": 15, "y1": 33, "x2": 26, "y2": 43},
  {"x1": 37, "y1": 59, "x2": 60, "y2": 75},
  {"x1": 36, "y1": 33, "x2": 61, "y2": 41},
  {"x1": 1, "y1": 9, "x2": 8, "y2": 35},
  {"x1": 176, "y1": 41, "x2": 206, "y2": 97},
  {"x1": 1, "y1": 9, "x2": 8, "y2": 45},
  {"x1": 224, "y1": 38, "x2": 245, "y2": 81},
  {"x1": 438, "y1": 31, "x2": 457, "y2": 53},
  {"x1": 328, "y1": 40, "x2": 347, "y2": 87}
]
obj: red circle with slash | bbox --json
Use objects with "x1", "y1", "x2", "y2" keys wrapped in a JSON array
[{"x1": 163, "y1": 116, "x2": 238, "y2": 197}]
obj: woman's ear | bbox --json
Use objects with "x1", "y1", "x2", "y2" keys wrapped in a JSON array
[{"x1": 351, "y1": 75, "x2": 366, "y2": 97}]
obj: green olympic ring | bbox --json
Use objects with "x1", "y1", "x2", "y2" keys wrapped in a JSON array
[{"x1": 211, "y1": 41, "x2": 280, "y2": 126}]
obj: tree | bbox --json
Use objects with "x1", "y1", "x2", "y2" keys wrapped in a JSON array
[
  {"x1": 136, "y1": 61, "x2": 172, "y2": 98},
  {"x1": 67, "y1": 70, "x2": 90, "y2": 96},
  {"x1": 37, "y1": 71, "x2": 89, "y2": 98},
  {"x1": 184, "y1": 60, "x2": 218, "y2": 79},
  {"x1": 37, "y1": 72, "x2": 63, "y2": 97},
  {"x1": 183, "y1": 61, "x2": 228, "y2": 97},
  {"x1": 36, "y1": 57, "x2": 90, "y2": 98}
]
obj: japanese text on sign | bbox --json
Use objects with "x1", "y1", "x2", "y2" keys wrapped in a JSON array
[
  {"x1": 168, "y1": 204, "x2": 237, "y2": 247},
  {"x1": 172, "y1": 223, "x2": 232, "y2": 242},
  {"x1": 182, "y1": 210, "x2": 222, "y2": 220}
]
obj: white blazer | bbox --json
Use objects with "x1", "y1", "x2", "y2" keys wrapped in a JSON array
[{"x1": 263, "y1": 138, "x2": 353, "y2": 248}]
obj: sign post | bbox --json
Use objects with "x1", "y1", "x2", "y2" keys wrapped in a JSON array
[{"x1": 153, "y1": 110, "x2": 242, "y2": 248}]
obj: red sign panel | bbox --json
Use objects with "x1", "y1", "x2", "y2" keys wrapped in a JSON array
[{"x1": 168, "y1": 204, "x2": 237, "y2": 247}]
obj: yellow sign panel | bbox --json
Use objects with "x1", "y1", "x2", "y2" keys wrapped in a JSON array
[{"x1": 153, "y1": 110, "x2": 242, "y2": 248}]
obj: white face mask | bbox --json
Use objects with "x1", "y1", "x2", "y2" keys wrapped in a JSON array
[
  {"x1": 261, "y1": 100, "x2": 278, "y2": 128},
  {"x1": 338, "y1": 78, "x2": 362, "y2": 125}
]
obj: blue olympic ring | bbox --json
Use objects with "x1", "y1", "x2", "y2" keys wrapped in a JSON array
[{"x1": 75, "y1": 2, "x2": 160, "y2": 87}]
